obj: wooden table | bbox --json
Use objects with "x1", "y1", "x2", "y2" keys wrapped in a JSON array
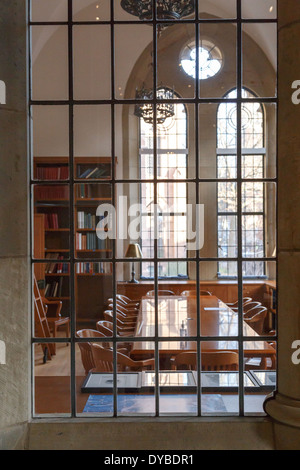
[{"x1": 130, "y1": 296, "x2": 276, "y2": 369}]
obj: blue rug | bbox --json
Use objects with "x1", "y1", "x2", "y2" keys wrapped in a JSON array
[{"x1": 83, "y1": 394, "x2": 227, "y2": 414}]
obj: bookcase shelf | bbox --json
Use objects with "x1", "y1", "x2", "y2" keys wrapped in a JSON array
[{"x1": 34, "y1": 156, "x2": 115, "y2": 327}]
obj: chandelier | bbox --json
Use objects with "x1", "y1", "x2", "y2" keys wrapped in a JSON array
[
  {"x1": 134, "y1": 86, "x2": 175, "y2": 125},
  {"x1": 121, "y1": 0, "x2": 195, "y2": 21}
]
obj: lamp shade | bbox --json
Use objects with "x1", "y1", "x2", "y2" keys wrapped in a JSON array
[{"x1": 125, "y1": 243, "x2": 143, "y2": 259}]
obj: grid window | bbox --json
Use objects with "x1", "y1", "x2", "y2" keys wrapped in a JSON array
[
  {"x1": 217, "y1": 88, "x2": 266, "y2": 278},
  {"x1": 30, "y1": 0, "x2": 277, "y2": 419},
  {"x1": 140, "y1": 96, "x2": 188, "y2": 278}
]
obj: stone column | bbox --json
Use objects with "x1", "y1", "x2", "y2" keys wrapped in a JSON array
[
  {"x1": 264, "y1": 0, "x2": 300, "y2": 449},
  {"x1": 0, "y1": 0, "x2": 29, "y2": 449}
]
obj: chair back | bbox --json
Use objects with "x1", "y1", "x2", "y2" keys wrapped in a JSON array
[
  {"x1": 201, "y1": 351, "x2": 239, "y2": 371},
  {"x1": 146, "y1": 290, "x2": 175, "y2": 297},
  {"x1": 91, "y1": 343, "x2": 114, "y2": 372},
  {"x1": 173, "y1": 352, "x2": 197, "y2": 370},
  {"x1": 244, "y1": 307, "x2": 268, "y2": 335},
  {"x1": 173, "y1": 350, "x2": 239, "y2": 371},
  {"x1": 181, "y1": 290, "x2": 212, "y2": 297},
  {"x1": 96, "y1": 320, "x2": 114, "y2": 337},
  {"x1": 76, "y1": 329, "x2": 107, "y2": 375},
  {"x1": 243, "y1": 302, "x2": 262, "y2": 315}
]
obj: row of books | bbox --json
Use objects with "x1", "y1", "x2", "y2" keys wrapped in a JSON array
[
  {"x1": 76, "y1": 232, "x2": 111, "y2": 251},
  {"x1": 44, "y1": 213, "x2": 59, "y2": 229},
  {"x1": 45, "y1": 254, "x2": 69, "y2": 274},
  {"x1": 77, "y1": 167, "x2": 110, "y2": 179},
  {"x1": 76, "y1": 262, "x2": 112, "y2": 274},
  {"x1": 36, "y1": 166, "x2": 69, "y2": 180},
  {"x1": 77, "y1": 211, "x2": 97, "y2": 230},
  {"x1": 35, "y1": 186, "x2": 69, "y2": 200},
  {"x1": 44, "y1": 277, "x2": 65, "y2": 298}
]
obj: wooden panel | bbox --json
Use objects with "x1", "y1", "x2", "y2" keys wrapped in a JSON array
[{"x1": 117, "y1": 281, "x2": 271, "y2": 305}]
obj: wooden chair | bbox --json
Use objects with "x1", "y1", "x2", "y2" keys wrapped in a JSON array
[
  {"x1": 34, "y1": 276, "x2": 55, "y2": 361},
  {"x1": 226, "y1": 297, "x2": 252, "y2": 309},
  {"x1": 172, "y1": 351, "x2": 239, "y2": 371},
  {"x1": 103, "y1": 310, "x2": 136, "y2": 333},
  {"x1": 116, "y1": 294, "x2": 140, "y2": 308},
  {"x1": 201, "y1": 352, "x2": 239, "y2": 371},
  {"x1": 91, "y1": 343, "x2": 155, "y2": 372},
  {"x1": 42, "y1": 297, "x2": 70, "y2": 345},
  {"x1": 244, "y1": 307, "x2": 268, "y2": 335},
  {"x1": 106, "y1": 298, "x2": 139, "y2": 313},
  {"x1": 245, "y1": 330, "x2": 276, "y2": 370},
  {"x1": 107, "y1": 302, "x2": 138, "y2": 318},
  {"x1": 181, "y1": 290, "x2": 212, "y2": 297},
  {"x1": 243, "y1": 302, "x2": 262, "y2": 316},
  {"x1": 34, "y1": 274, "x2": 70, "y2": 356},
  {"x1": 96, "y1": 320, "x2": 132, "y2": 353},
  {"x1": 171, "y1": 351, "x2": 197, "y2": 370},
  {"x1": 146, "y1": 290, "x2": 175, "y2": 296},
  {"x1": 76, "y1": 329, "x2": 107, "y2": 375}
]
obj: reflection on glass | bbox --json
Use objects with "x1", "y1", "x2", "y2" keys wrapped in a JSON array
[
  {"x1": 31, "y1": 0, "x2": 68, "y2": 22},
  {"x1": 73, "y1": 26, "x2": 111, "y2": 100},
  {"x1": 32, "y1": 26, "x2": 68, "y2": 101},
  {"x1": 199, "y1": 0, "x2": 237, "y2": 19},
  {"x1": 73, "y1": 0, "x2": 110, "y2": 21},
  {"x1": 32, "y1": 106, "x2": 69, "y2": 158}
]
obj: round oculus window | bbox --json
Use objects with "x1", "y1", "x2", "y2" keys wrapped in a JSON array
[{"x1": 180, "y1": 40, "x2": 223, "y2": 80}]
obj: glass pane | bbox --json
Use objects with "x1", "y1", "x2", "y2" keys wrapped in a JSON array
[
  {"x1": 31, "y1": 0, "x2": 68, "y2": 22},
  {"x1": 31, "y1": 26, "x2": 68, "y2": 101},
  {"x1": 117, "y1": 342, "x2": 155, "y2": 417},
  {"x1": 199, "y1": 0, "x2": 236, "y2": 19},
  {"x1": 33, "y1": 343, "x2": 71, "y2": 415},
  {"x1": 199, "y1": 261, "x2": 238, "y2": 308},
  {"x1": 114, "y1": 1, "x2": 152, "y2": 21},
  {"x1": 115, "y1": 25, "x2": 153, "y2": 100},
  {"x1": 76, "y1": 340, "x2": 114, "y2": 416},
  {"x1": 33, "y1": 184, "x2": 70, "y2": 259},
  {"x1": 157, "y1": 181, "x2": 191, "y2": 262},
  {"x1": 115, "y1": 104, "x2": 154, "y2": 181},
  {"x1": 73, "y1": 0, "x2": 110, "y2": 21},
  {"x1": 75, "y1": 183, "x2": 113, "y2": 260},
  {"x1": 160, "y1": 24, "x2": 195, "y2": 99},
  {"x1": 73, "y1": 26, "x2": 111, "y2": 100},
  {"x1": 159, "y1": 341, "x2": 197, "y2": 416},
  {"x1": 242, "y1": 0, "x2": 277, "y2": 19},
  {"x1": 75, "y1": 262, "x2": 113, "y2": 331},
  {"x1": 201, "y1": 341, "x2": 239, "y2": 416},
  {"x1": 264, "y1": 102, "x2": 277, "y2": 179},
  {"x1": 31, "y1": 105, "x2": 69, "y2": 158},
  {"x1": 243, "y1": 23, "x2": 277, "y2": 98},
  {"x1": 199, "y1": 23, "x2": 236, "y2": 98},
  {"x1": 243, "y1": 261, "x2": 277, "y2": 336},
  {"x1": 244, "y1": 340, "x2": 277, "y2": 415},
  {"x1": 74, "y1": 105, "x2": 111, "y2": 157}
]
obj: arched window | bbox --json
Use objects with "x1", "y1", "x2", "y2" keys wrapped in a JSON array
[
  {"x1": 139, "y1": 91, "x2": 188, "y2": 278},
  {"x1": 217, "y1": 88, "x2": 265, "y2": 277}
]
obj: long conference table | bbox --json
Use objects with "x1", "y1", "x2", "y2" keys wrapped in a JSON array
[{"x1": 130, "y1": 295, "x2": 276, "y2": 369}]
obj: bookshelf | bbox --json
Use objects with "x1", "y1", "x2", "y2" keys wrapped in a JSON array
[{"x1": 34, "y1": 157, "x2": 115, "y2": 326}]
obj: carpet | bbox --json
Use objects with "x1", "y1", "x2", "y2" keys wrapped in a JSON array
[{"x1": 83, "y1": 393, "x2": 227, "y2": 414}]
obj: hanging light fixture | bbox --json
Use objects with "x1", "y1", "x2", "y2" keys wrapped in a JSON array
[
  {"x1": 121, "y1": 0, "x2": 195, "y2": 21},
  {"x1": 134, "y1": 86, "x2": 175, "y2": 125}
]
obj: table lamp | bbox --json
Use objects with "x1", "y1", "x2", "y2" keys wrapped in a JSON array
[{"x1": 125, "y1": 243, "x2": 143, "y2": 283}]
